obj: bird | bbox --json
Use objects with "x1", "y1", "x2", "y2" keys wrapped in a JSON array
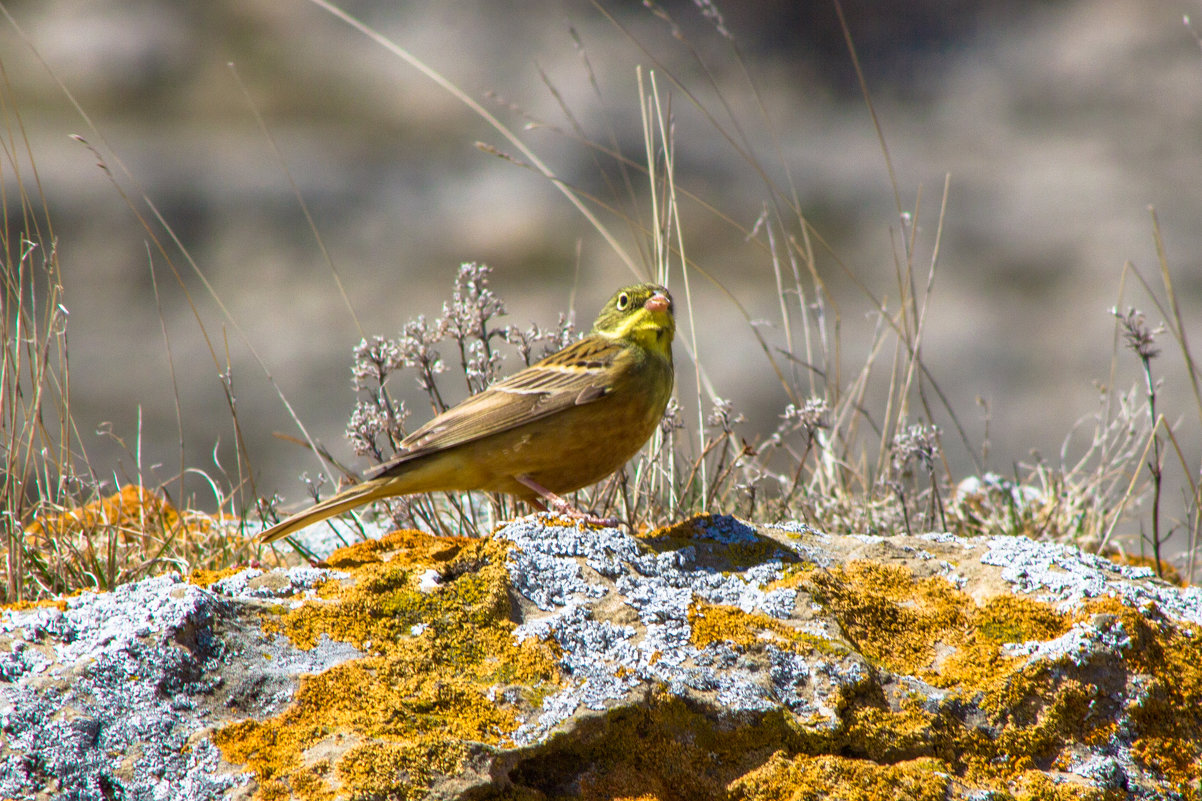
[{"x1": 258, "y1": 282, "x2": 675, "y2": 543}]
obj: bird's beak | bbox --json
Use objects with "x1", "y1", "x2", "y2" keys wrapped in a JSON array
[{"x1": 644, "y1": 292, "x2": 671, "y2": 314}]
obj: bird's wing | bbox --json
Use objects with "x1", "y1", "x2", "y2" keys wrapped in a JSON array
[{"x1": 363, "y1": 335, "x2": 624, "y2": 479}]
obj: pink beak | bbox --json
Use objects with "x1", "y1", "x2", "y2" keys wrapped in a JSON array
[{"x1": 644, "y1": 293, "x2": 670, "y2": 313}]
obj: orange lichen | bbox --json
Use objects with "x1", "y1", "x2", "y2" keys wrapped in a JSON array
[
  {"x1": 213, "y1": 517, "x2": 1202, "y2": 799},
  {"x1": 690, "y1": 603, "x2": 793, "y2": 650},
  {"x1": 320, "y1": 528, "x2": 469, "y2": 570},
  {"x1": 1090, "y1": 596, "x2": 1202, "y2": 795},
  {"x1": 18, "y1": 483, "x2": 238, "y2": 599},
  {"x1": 807, "y1": 561, "x2": 972, "y2": 676},
  {"x1": 1005, "y1": 770, "x2": 1110, "y2": 801},
  {"x1": 730, "y1": 752, "x2": 950, "y2": 801},
  {"x1": 976, "y1": 594, "x2": 1071, "y2": 644},
  {"x1": 214, "y1": 529, "x2": 561, "y2": 800},
  {"x1": 1, "y1": 597, "x2": 70, "y2": 612},
  {"x1": 797, "y1": 557, "x2": 1173, "y2": 794},
  {"x1": 688, "y1": 602, "x2": 838, "y2": 656},
  {"x1": 842, "y1": 699, "x2": 943, "y2": 765},
  {"x1": 764, "y1": 564, "x2": 820, "y2": 591},
  {"x1": 498, "y1": 690, "x2": 804, "y2": 801},
  {"x1": 937, "y1": 594, "x2": 1072, "y2": 692},
  {"x1": 24, "y1": 485, "x2": 183, "y2": 543},
  {"x1": 507, "y1": 548, "x2": 1160, "y2": 798},
  {"x1": 335, "y1": 739, "x2": 466, "y2": 801},
  {"x1": 189, "y1": 564, "x2": 248, "y2": 587}
]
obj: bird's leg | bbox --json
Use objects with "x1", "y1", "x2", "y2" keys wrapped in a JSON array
[{"x1": 515, "y1": 475, "x2": 620, "y2": 527}]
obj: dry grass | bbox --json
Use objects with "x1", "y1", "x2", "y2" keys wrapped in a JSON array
[
  {"x1": 0, "y1": 51, "x2": 264, "y2": 599},
  {"x1": 2, "y1": 2, "x2": 1200, "y2": 600},
  {"x1": 0, "y1": 225, "x2": 259, "y2": 599}
]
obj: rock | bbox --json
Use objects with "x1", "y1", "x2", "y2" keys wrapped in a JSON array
[{"x1": 2, "y1": 515, "x2": 1200, "y2": 799}]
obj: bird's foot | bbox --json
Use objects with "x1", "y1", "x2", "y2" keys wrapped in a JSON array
[{"x1": 516, "y1": 475, "x2": 620, "y2": 528}]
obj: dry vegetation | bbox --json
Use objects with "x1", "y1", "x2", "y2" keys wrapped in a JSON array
[{"x1": 2, "y1": 2, "x2": 1199, "y2": 602}]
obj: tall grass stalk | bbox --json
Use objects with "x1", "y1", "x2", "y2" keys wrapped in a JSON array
[{"x1": 3, "y1": 1, "x2": 1200, "y2": 590}]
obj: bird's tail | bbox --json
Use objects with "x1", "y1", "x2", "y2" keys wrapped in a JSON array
[{"x1": 257, "y1": 480, "x2": 391, "y2": 544}]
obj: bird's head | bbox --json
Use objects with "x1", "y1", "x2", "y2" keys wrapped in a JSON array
[{"x1": 591, "y1": 283, "x2": 675, "y2": 357}]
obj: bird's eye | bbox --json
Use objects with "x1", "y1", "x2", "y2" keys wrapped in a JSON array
[{"x1": 616, "y1": 292, "x2": 630, "y2": 310}]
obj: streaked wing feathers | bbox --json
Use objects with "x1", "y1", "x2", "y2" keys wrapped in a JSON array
[{"x1": 364, "y1": 335, "x2": 623, "y2": 480}]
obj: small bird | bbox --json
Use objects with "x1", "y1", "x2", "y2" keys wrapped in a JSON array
[{"x1": 258, "y1": 283, "x2": 675, "y2": 543}]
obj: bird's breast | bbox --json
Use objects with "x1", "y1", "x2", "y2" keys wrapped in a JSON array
[{"x1": 483, "y1": 350, "x2": 672, "y2": 498}]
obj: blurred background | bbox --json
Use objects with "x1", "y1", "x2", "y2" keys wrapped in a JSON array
[{"x1": 3, "y1": 0, "x2": 1200, "y2": 525}]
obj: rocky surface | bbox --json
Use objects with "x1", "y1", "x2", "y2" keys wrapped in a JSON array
[{"x1": 3, "y1": 515, "x2": 1200, "y2": 799}]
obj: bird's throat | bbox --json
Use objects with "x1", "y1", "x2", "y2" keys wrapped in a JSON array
[{"x1": 604, "y1": 311, "x2": 674, "y2": 358}]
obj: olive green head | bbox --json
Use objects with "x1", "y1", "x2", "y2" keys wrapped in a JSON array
[{"x1": 590, "y1": 283, "x2": 675, "y2": 355}]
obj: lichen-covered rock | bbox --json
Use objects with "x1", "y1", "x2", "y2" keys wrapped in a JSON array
[
  {"x1": 0, "y1": 567, "x2": 357, "y2": 800},
  {"x1": 3, "y1": 515, "x2": 1200, "y2": 800}
]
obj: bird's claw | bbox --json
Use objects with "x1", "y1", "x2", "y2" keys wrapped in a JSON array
[{"x1": 519, "y1": 475, "x2": 620, "y2": 528}]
